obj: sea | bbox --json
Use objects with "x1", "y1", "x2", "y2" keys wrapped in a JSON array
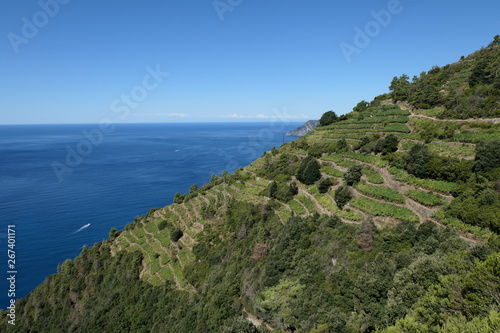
[{"x1": 0, "y1": 122, "x2": 301, "y2": 308}]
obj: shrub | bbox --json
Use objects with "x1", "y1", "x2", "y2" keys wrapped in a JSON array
[
  {"x1": 170, "y1": 228, "x2": 183, "y2": 242},
  {"x1": 189, "y1": 184, "x2": 198, "y2": 194},
  {"x1": 297, "y1": 156, "x2": 321, "y2": 185},
  {"x1": 335, "y1": 185, "x2": 352, "y2": 208},
  {"x1": 344, "y1": 164, "x2": 363, "y2": 186},
  {"x1": 406, "y1": 143, "x2": 431, "y2": 178},
  {"x1": 319, "y1": 111, "x2": 339, "y2": 126},
  {"x1": 374, "y1": 134, "x2": 400, "y2": 155},
  {"x1": 474, "y1": 140, "x2": 500, "y2": 173},
  {"x1": 174, "y1": 192, "x2": 185, "y2": 204},
  {"x1": 318, "y1": 178, "x2": 334, "y2": 194},
  {"x1": 158, "y1": 220, "x2": 168, "y2": 231}
]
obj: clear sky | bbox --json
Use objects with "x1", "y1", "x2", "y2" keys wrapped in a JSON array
[{"x1": 0, "y1": 0, "x2": 498, "y2": 124}]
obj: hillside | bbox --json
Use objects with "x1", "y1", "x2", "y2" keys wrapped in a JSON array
[
  {"x1": 3, "y1": 38, "x2": 500, "y2": 332},
  {"x1": 286, "y1": 120, "x2": 320, "y2": 137}
]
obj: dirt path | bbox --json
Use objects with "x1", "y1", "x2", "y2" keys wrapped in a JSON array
[
  {"x1": 243, "y1": 307, "x2": 275, "y2": 331},
  {"x1": 411, "y1": 114, "x2": 500, "y2": 124},
  {"x1": 298, "y1": 187, "x2": 330, "y2": 216}
]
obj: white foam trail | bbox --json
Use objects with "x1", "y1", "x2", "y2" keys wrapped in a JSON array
[{"x1": 70, "y1": 223, "x2": 91, "y2": 235}]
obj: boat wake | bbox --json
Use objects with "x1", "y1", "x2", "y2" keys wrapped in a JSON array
[{"x1": 69, "y1": 223, "x2": 91, "y2": 235}]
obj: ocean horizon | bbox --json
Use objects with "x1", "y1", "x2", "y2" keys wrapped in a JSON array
[{"x1": 0, "y1": 121, "x2": 301, "y2": 308}]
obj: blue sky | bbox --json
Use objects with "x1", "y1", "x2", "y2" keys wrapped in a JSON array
[{"x1": 0, "y1": 0, "x2": 498, "y2": 124}]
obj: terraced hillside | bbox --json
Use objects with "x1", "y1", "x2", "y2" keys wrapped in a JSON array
[
  {"x1": 106, "y1": 102, "x2": 498, "y2": 296},
  {"x1": 6, "y1": 39, "x2": 500, "y2": 333}
]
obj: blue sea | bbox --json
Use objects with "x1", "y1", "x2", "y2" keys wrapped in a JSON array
[{"x1": 0, "y1": 122, "x2": 300, "y2": 308}]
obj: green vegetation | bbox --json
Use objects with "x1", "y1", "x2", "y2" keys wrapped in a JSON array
[
  {"x1": 318, "y1": 110, "x2": 339, "y2": 126},
  {"x1": 344, "y1": 163, "x2": 363, "y2": 185},
  {"x1": 6, "y1": 37, "x2": 500, "y2": 333},
  {"x1": 350, "y1": 196, "x2": 419, "y2": 222},
  {"x1": 363, "y1": 166, "x2": 384, "y2": 184},
  {"x1": 389, "y1": 166, "x2": 457, "y2": 194},
  {"x1": 406, "y1": 189, "x2": 445, "y2": 206},
  {"x1": 297, "y1": 156, "x2": 321, "y2": 185},
  {"x1": 334, "y1": 185, "x2": 351, "y2": 209},
  {"x1": 356, "y1": 183, "x2": 406, "y2": 204}
]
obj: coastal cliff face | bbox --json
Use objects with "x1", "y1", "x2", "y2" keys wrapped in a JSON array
[{"x1": 286, "y1": 120, "x2": 319, "y2": 136}]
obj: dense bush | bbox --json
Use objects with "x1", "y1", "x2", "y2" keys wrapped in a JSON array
[
  {"x1": 319, "y1": 110, "x2": 339, "y2": 126},
  {"x1": 170, "y1": 228, "x2": 183, "y2": 242},
  {"x1": 344, "y1": 163, "x2": 363, "y2": 185},
  {"x1": 334, "y1": 185, "x2": 352, "y2": 208},
  {"x1": 474, "y1": 140, "x2": 500, "y2": 173},
  {"x1": 318, "y1": 177, "x2": 334, "y2": 194},
  {"x1": 297, "y1": 156, "x2": 321, "y2": 185}
]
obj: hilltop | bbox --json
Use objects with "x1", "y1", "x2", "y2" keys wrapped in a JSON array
[{"x1": 3, "y1": 37, "x2": 500, "y2": 332}]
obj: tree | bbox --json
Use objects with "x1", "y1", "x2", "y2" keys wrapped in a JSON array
[
  {"x1": 210, "y1": 174, "x2": 220, "y2": 184},
  {"x1": 335, "y1": 185, "x2": 352, "y2": 208},
  {"x1": 353, "y1": 100, "x2": 369, "y2": 112},
  {"x1": 319, "y1": 111, "x2": 339, "y2": 126},
  {"x1": 173, "y1": 192, "x2": 185, "y2": 204},
  {"x1": 406, "y1": 144, "x2": 432, "y2": 178},
  {"x1": 344, "y1": 164, "x2": 363, "y2": 185},
  {"x1": 389, "y1": 74, "x2": 410, "y2": 102},
  {"x1": 297, "y1": 156, "x2": 321, "y2": 185},
  {"x1": 374, "y1": 134, "x2": 399, "y2": 155},
  {"x1": 108, "y1": 227, "x2": 119, "y2": 240},
  {"x1": 357, "y1": 216, "x2": 375, "y2": 251},
  {"x1": 158, "y1": 220, "x2": 168, "y2": 231},
  {"x1": 318, "y1": 178, "x2": 334, "y2": 193},
  {"x1": 170, "y1": 228, "x2": 183, "y2": 242},
  {"x1": 473, "y1": 140, "x2": 500, "y2": 173},
  {"x1": 189, "y1": 184, "x2": 198, "y2": 194},
  {"x1": 256, "y1": 278, "x2": 306, "y2": 330},
  {"x1": 267, "y1": 181, "x2": 278, "y2": 198},
  {"x1": 336, "y1": 138, "x2": 348, "y2": 152}
]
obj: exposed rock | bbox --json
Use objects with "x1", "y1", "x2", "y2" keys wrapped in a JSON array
[{"x1": 286, "y1": 120, "x2": 319, "y2": 137}]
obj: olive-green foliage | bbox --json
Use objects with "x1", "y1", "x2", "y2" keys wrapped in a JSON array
[
  {"x1": 353, "y1": 100, "x2": 369, "y2": 112},
  {"x1": 350, "y1": 196, "x2": 419, "y2": 222},
  {"x1": 318, "y1": 178, "x2": 334, "y2": 194},
  {"x1": 7, "y1": 199, "x2": 485, "y2": 333},
  {"x1": 374, "y1": 134, "x2": 400, "y2": 155},
  {"x1": 406, "y1": 190, "x2": 445, "y2": 206},
  {"x1": 344, "y1": 163, "x2": 363, "y2": 186},
  {"x1": 474, "y1": 140, "x2": 500, "y2": 173},
  {"x1": 406, "y1": 143, "x2": 432, "y2": 178},
  {"x1": 319, "y1": 110, "x2": 339, "y2": 126},
  {"x1": 268, "y1": 181, "x2": 295, "y2": 203},
  {"x1": 174, "y1": 192, "x2": 185, "y2": 204},
  {"x1": 334, "y1": 185, "x2": 351, "y2": 208},
  {"x1": 446, "y1": 177, "x2": 500, "y2": 233},
  {"x1": 189, "y1": 184, "x2": 198, "y2": 194},
  {"x1": 389, "y1": 74, "x2": 411, "y2": 102},
  {"x1": 158, "y1": 220, "x2": 168, "y2": 231},
  {"x1": 356, "y1": 183, "x2": 406, "y2": 204},
  {"x1": 297, "y1": 156, "x2": 321, "y2": 185},
  {"x1": 170, "y1": 228, "x2": 183, "y2": 242},
  {"x1": 388, "y1": 42, "x2": 500, "y2": 118},
  {"x1": 108, "y1": 227, "x2": 119, "y2": 240}
]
